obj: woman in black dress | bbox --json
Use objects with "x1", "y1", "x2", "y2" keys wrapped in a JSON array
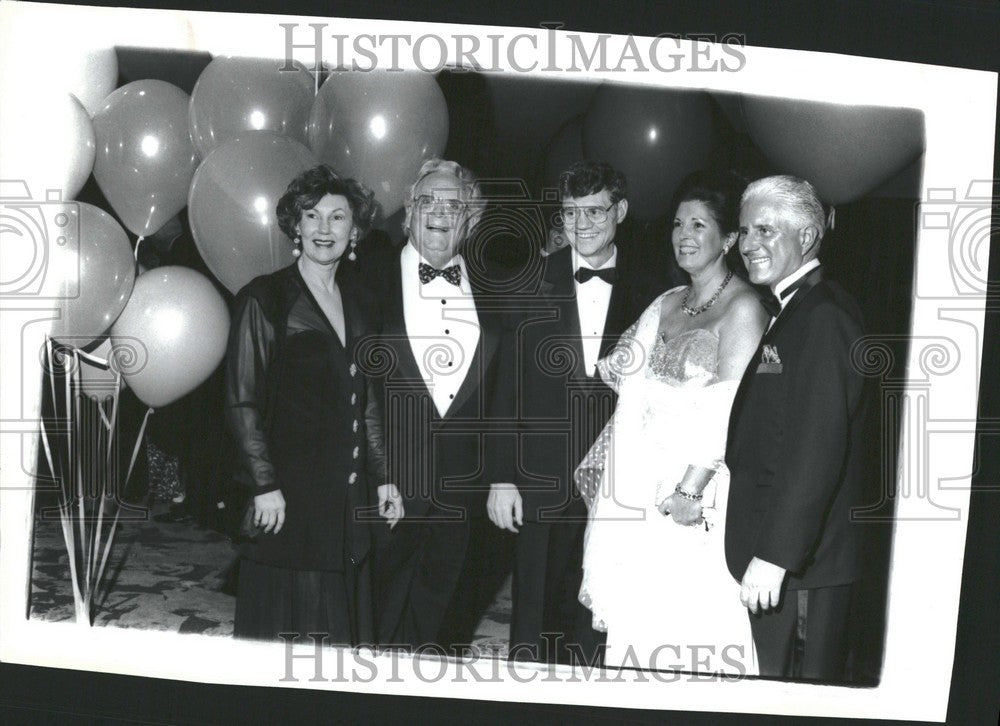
[{"x1": 226, "y1": 164, "x2": 403, "y2": 643}]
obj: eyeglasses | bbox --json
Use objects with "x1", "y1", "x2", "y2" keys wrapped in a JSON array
[
  {"x1": 560, "y1": 203, "x2": 617, "y2": 225},
  {"x1": 415, "y1": 194, "x2": 465, "y2": 214}
]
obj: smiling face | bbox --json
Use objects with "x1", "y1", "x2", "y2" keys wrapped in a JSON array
[
  {"x1": 672, "y1": 199, "x2": 733, "y2": 275},
  {"x1": 405, "y1": 170, "x2": 469, "y2": 268},
  {"x1": 739, "y1": 196, "x2": 810, "y2": 289},
  {"x1": 561, "y1": 189, "x2": 626, "y2": 268},
  {"x1": 295, "y1": 193, "x2": 356, "y2": 269}
]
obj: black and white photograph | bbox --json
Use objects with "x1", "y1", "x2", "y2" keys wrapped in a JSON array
[{"x1": 0, "y1": 1, "x2": 997, "y2": 723}]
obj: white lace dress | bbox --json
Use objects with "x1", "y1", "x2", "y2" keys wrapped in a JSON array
[{"x1": 576, "y1": 290, "x2": 757, "y2": 676}]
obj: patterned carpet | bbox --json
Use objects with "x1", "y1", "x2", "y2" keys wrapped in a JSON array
[{"x1": 29, "y1": 499, "x2": 514, "y2": 652}]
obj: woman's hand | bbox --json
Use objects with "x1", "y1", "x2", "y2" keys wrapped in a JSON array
[
  {"x1": 657, "y1": 492, "x2": 704, "y2": 526},
  {"x1": 254, "y1": 490, "x2": 286, "y2": 534},
  {"x1": 378, "y1": 484, "x2": 404, "y2": 529}
]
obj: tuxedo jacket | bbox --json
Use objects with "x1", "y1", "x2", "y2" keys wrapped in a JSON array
[
  {"x1": 362, "y1": 246, "x2": 516, "y2": 521},
  {"x1": 514, "y1": 245, "x2": 662, "y2": 521},
  {"x1": 725, "y1": 266, "x2": 867, "y2": 591}
]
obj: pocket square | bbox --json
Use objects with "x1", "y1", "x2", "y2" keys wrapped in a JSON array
[{"x1": 761, "y1": 344, "x2": 781, "y2": 364}]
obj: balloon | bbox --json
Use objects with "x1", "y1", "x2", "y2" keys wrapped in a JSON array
[
  {"x1": 0, "y1": 91, "x2": 95, "y2": 200},
  {"x1": 188, "y1": 131, "x2": 318, "y2": 294},
  {"x1": 740, "y1": 96, "x2": 925, "y2": 204},
  {"x1": 582, "y1": 84, "x2": 717, "y2": 220},
  {"x1": 870, "y1": 154, "x2": 923, "y2": 199},
  {"x1": 0, "y1": 21, "x2": 117, "y2": 116},
  {"x1": 539, "y1": 115, "x2": 585, "y2": 192},
  {"x1": 308, "y1": 69, "x2": 448, "y2": 217},
  {"x1": 92, "y1": 80, "x2": 199, "y2": 237},
  {"x1": 110, "y1": 266, "x2": 229, "y2": 408},
  {"x1": 710, "y1": 91, "x2": 749, "y2": 136},
  {"x1": 190, "y1": 56, "x2": 316, "y2": 159},
  {"x1": 0, "y1": 199, "x2": 134, "y2": 346},
  {"x1": 485, "y1": 74, "x2": 596, "y2": 181}
]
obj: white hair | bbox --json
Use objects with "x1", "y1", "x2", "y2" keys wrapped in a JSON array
[
  {"x1": 742, "y1": 175, "x2": 827, "y2": 242},
  {"x1": 402, "y1": 158, "x2": 485, "y2": 236}
]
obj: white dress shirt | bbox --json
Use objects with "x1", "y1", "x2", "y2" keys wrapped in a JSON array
[
  {"x1": 400, "y1": 243, "x2": 481, "y2": 417},
  {"x1": 572, "y1": 246, "x2": 617, "y2": 377}
]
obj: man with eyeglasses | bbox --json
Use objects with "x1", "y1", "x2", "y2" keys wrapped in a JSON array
[
  {"x1": 488, "y1": 160, "x2": 662, "y2": 664},
  {"x1": 372, "y1": 158, "x2": 516, "y2": 651}
]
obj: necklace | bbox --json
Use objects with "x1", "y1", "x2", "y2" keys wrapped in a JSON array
[{"x1": 681, "y1": 271, "x2": 733, "y2": 316}]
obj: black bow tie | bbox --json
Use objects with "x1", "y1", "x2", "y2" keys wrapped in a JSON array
[
  {"x1": 760, "y1": 292, "x2": 781, "y2": 317},
  {"x1": 762, "y1": 272, "x2": 815, "y2": 317},
  {"x1": 575, "y1": 267, "x2": 617, "y2": 285},
  {"x1": 419, "y1": 262, "x2": 462, "y2": 286}
]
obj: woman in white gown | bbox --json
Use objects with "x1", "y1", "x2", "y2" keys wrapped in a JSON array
[{"x1": 577, "y1": 172, "x2": 769, "y2": 676}]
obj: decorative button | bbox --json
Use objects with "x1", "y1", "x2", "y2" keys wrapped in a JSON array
[
  {"x1": 441, "y1": 299, "x2": 446, "y2": 305},
  {"x1": 349, "y1": 363, "x2": 357, "y2": 376},
  {"x1": 348, "y1": 472, "x2": 358, "y2": 484},
  {"x1": 449, "y1": 393, "x2": 454, "y2": 399},
  {"x1": 352, "y1": 420, "x2": 359, "y2": 432},
  {"x1": 350, "y1": 393, "x2": 357, "y2": 405},
  {"x1": 352, "y1": 446, "x2": 359, "y2": 459},
  {"x1": 444, "y1": 329, "x2": 450, "y2": 334}
]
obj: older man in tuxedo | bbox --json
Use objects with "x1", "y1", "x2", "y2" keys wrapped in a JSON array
[
  {"x1": 371, "y1": 159, "x2": 515, "y2": 649},
  {"x1": 488, "y1": 161, "x2": 662, "y2": 664},
  {"x1": 725, "y1": 175, "x2": 867, "y2": 680}
]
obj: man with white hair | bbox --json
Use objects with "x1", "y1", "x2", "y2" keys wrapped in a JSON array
[
  {"x1": 371, "y1": 159, "x2": 515, "y2": 649},
  {"x1": 725, "y1": 175, "x2": 867, "y2": 680}
]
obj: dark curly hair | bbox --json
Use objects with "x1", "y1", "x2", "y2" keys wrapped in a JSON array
[
  {"x1": 276, "y1": 164, "x2": 378, "y2": 241},
  {"x1": 558, "y1": 160, "x2": 628, "y2": 204},
  {"x1": 670, "y1": 170, "x2": 747, "y2": 237}
]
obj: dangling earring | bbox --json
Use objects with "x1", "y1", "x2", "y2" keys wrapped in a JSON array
[
  {"x1": 723, "y1": 243, "x2": 731, "y2": 254},
  {"x1": 292, "y1": 235, "x2": 301, "y2": 258},
  {"x1": 347, "y1": 231, "x2": 358, "y2": 261}
]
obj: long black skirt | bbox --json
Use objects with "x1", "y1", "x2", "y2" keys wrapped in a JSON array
[{"x1": 233, "y1": 557, "x2": 373, "y2": 645}]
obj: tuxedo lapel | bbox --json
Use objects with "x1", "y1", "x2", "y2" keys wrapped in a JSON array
[
  {"x1": 763, "y1": 266, "x2": 824, "y2": 343},
  {"x1": 383, "y1": 249, "x2": 425, "y2": 383},
  {"x1": 729, "y1": 266, "x2": 825, "y2": 456},
  {"x1": 444, "y1": 283, "x2": 498, "y2": 417},
  {"x1": 600, "y1": 254, "x2": 636, "y2": 358},
  {"x1": 545, "y1": 247, "x2": 587, "y2": 379}
]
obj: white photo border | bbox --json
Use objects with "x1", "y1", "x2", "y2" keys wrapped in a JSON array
[{"x1": 0, "y1": 1, "x2": 997, "y2": 721}]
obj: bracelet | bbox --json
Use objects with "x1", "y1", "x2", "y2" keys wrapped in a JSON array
[{"x1": 674, "y1": 483, "x2": 703, "y2": 502}]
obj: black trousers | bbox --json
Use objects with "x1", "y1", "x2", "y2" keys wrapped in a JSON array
[
  {"x1": 511, "y1": 512, "x2": 606, "y2": 665},
  {"x1": 749, "y1": 583, "x2": 853, "y2": 681},
  {"x1": 374, "y1": 505, "x2": 470, "y2": 649}
]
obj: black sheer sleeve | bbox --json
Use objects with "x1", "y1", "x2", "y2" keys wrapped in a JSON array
[
  {"x1": 364, "y1": 374, "x2": 387, "y2": 492},
  {"x1": 225, "y1": 288, "x2": 281, "y2": 496}
]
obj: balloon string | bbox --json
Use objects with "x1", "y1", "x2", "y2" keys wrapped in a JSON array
[{"x1": 134, "y1": 235, "x2": 144, "y2": 262}]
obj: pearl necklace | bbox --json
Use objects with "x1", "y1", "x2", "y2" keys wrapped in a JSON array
[{"x1": 681, "y1": 271, "x2": 733, "y2": 316}]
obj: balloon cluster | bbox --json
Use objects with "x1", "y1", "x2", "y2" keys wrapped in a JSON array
[
  {"x1": 5, "y1": 52, "x2": 449, "y2": 408},
  {"x1": 188, "y1": 62, "x2": 448, "y2": 295},
  {"x1": 538, "y1": 84, "x2": 923, "y2": 219}
]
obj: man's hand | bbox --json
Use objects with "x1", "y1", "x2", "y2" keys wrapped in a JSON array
[
  {"x1": 377, "y1": 484, "x2": 404, "y2": 529},
  {"x1": 740, "y1": 556, "x2": 787, "y2": 614},
  {"x1": 487, "y1": 482, "x2": 522, "y2": 533},
  {"x1": 254, "y1": 489, "x2": 286, "y2": 534}
]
